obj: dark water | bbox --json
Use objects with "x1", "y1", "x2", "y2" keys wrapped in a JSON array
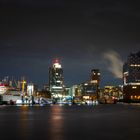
[{"x1": 0, "y1": 104, "x2": 140, "y2": 140}]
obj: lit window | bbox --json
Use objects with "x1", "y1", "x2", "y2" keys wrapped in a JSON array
[{"x1": 132, "y1": 86, "x2": 137, "y2": 89}]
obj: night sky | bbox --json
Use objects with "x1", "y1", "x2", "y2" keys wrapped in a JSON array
[{"x1": 0, "y1": 0, "x2": 139, "y2": 87}]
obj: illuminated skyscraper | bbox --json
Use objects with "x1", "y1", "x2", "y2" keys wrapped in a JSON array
[
  {"x1": 49, "y1": 59, "x2": 64, "y2": 98},
  {"x1": 123, "y1": 51, "x2": 140, "y2": 102},
  {"x1": 123, "y1": 51, "x2": 140, "y2": 85}
]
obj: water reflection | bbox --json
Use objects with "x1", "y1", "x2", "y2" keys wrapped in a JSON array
[
  {"x1": 49, "y1": 105, "x2": 64, "y2": 140},
  {"x1": 17, "y1": 105, "x2": 31, "y2": 140},
  {"x1": 17, "y1": 105, "x2": 65, "y2": 140}
]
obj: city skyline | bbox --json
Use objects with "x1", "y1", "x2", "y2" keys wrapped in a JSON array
[
  {"x1": 0, "y1": 53, "x2": 138, "y2": 88},
  {"x1": 1, "y1": 2, "x2": 140, "y2": 140},
  {"x1": 0, "y1": 0, "x2": 139, "y2": 87}
]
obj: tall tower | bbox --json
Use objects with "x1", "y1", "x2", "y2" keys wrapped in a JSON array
[
  {"x1": 49, "y1": 59, "x2": 64, "y2": 99},
  {"x1": 123, "y1": 51, "x2": 140, "y2": 85},
  {"x1": 123, "y1": 51, "x2": 140, "y2": 102}
]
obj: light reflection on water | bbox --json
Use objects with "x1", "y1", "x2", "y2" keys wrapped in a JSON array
[
  {"x1": 49, "y1": 105, "x2": 64, "y2": 140},
  {"x1": 17, "y1": 105, "x2": 64, "y2": 140},
  {"x1": 18, "y1": 105, "x2": 31, "y2": 140},
  {"x1": 1, "y1": 104, "x2": 140, "y2": 140}
]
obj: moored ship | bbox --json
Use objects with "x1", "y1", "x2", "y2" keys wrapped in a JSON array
[{"x1": 0, "y1": 83, "x2": 9, "y2": 95}]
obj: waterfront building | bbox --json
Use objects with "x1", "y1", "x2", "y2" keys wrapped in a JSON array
[
  {"x1": 69, "y1": 85, "x2": 79, "y2": 97},
  {"x1": 78, "y1": 69, "x2": 101, "y2": 102},
  {"x1": 49, "y1": 59, "x2": 65, "y2": 99},
  {"x1": 27, "y1": 83, "x2": 37, "y2": 96},
  {"x1": 123, "y1": 51, "x2": 140, "y2": 85},
  {"x1": 123, "y1": 51, "x2": 140, "y2": 102}
]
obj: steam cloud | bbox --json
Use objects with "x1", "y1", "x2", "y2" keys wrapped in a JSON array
[{"x1": 103, "y1": 50, "x2": 123, "y2": 78}]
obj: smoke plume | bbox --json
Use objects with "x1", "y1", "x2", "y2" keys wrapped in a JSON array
[{"x1": 103, "y1": 50, "x2": 123, "y2": 78}]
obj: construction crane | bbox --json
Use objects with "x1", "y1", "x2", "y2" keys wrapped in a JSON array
[{"x1": 20, "y1": 77, "x2": 27, "y2": 93}]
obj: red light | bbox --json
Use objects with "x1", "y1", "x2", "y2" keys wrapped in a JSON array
[
  {"x1": 0, "y1": 84, "x2": 9, "y2": 86},
  {"x1": 53, "y1": 59, "x2": 59, "y2": 64}
]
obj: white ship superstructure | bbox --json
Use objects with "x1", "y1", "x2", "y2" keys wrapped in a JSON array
[{"x1": 0, "y1": 83, "x2": 9, "y2": 94}]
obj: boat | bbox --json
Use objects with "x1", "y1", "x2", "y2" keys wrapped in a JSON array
[{"x1": 0, "y1": 83, "x2": 9, "y2": 95}]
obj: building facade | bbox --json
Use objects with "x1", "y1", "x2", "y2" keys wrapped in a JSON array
[
  {"x1": 123, "y1": 51, "x2": 140, "y2": 102},
  {"x1": 123, "y1": 51, "x2": 140, "y2": 85},
  {"x1": 49, "y1": 59, "x2": 65, "y2": 99},
  {"x1": 81, "y1": 69, "x2": 101, "y2": 101},
  {"x1": 90, "y1": 69, "x2": 100, "y2": 86}
]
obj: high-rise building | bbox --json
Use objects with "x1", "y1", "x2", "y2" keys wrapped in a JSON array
[
  {"x1": 80, "y1": 69, "x2": 101, "y2": 102},
  {"x1": 49, "y1": 59, "x2": 64, "y2": 99},
  {"x1": 123, "y1": 51, "x2": 140, "y2": 85},
  {"x1": 90, "y1": 69, "x2": 100, "y2": 86},
  {"x1": 123, "y1": 51, "x2": 140, "y2": 102}
]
